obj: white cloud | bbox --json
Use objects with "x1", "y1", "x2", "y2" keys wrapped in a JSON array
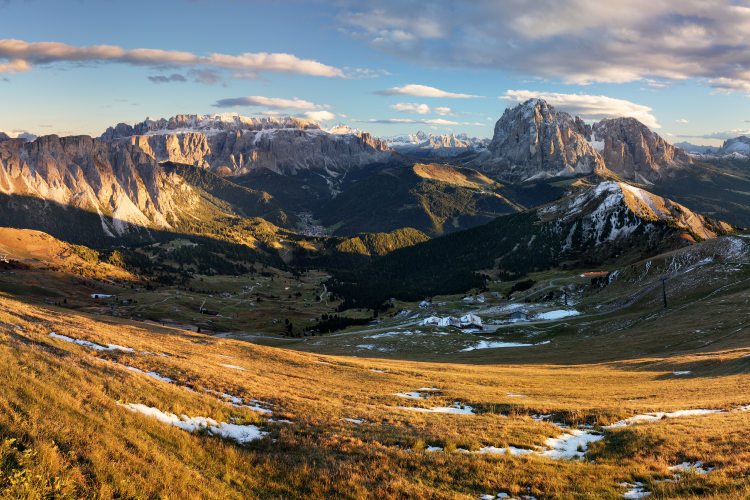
[
  {"x1": 685, "y1": 128, "x2": 750, "y2": 140},
  {"x1": 0, "y1": 39, "x2": 346, "y2": 77},
  {"x1": 675, "y1": 118, "x2": 689, "y2": 123},
  {"x1": 336, "y1": 1, "x2": 750, "y2": 91},
  {"x1": 213, "y1": 96, "x2": 319, "y2": 110},
  {"x1": 388, "y1": 102, "x2": 455, "y2": 116},
  {"x1": 364, "y1": 118, "x2": 481, "y2": 126},
  {"x1": 0, "y1": 58, "x2": 30, "y2": 74},
  {"x1": 390, "y1": 102, "x2": 431, "y2": 114},
  {"x1": 376, "y1": 84, "x2": 481, "y2": 98},
  {"x1": 500, "y1": 90, "x2": 661, "y2": 129},
  {"x1": 709, "y1": 77, "x2": 750, "y2": 93},
  {"x1": 303, "y1": 110, "x2": 336, "y2": 121}
]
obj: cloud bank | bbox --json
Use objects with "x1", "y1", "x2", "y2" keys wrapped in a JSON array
[
  {"x1": 337, "y1": 1, "x2": 750, "y2": 92},
  {"x1": 500, "y1": 90, "x2": 660, "y2": 128},
  {"x1": 363, "y1": 118, "x2": 482, "y2": 126},
  {"x1": 389, "y1": 102, "x2": 453, "y2": 115},
  {"x1": 212, "y1": 96, "x2": 320, "y2": 110},
  {"x1": 376, "y1": 84, "x2": 481, "y2": 98},
  {"x1": 0, "y1": 39, "x2": 346, "y2": 78}
]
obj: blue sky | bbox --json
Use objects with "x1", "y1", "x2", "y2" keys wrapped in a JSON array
[{"x1": 0, "y1": 0, "x2": 749, "y2": 145}]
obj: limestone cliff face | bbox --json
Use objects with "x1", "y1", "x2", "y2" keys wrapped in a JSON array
[
  {"x1": 590, "y1": 118, "x2": 692, "y2": 184},
  {"x1": 0, "y1": 135, "x2": 192, "y2": 236},
  {"x1": 480, "y1": 99, "x2": 605, "y2": 182},
  {"x1": 100, "y1": 114, "x2": 391, "y2": 176},
  {"x1": 476, "y1": 99, "x2": 692, "y2": 184}
]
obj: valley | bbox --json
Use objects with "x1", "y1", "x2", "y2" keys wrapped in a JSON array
[
  {"x1": 0, "y1": 230, "x2": 748, "y2": 498},
  {"x1": 1, "y1": 99, "x2": 749, "y2": 499}
]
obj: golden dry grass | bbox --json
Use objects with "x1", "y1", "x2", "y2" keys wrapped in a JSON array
[
  {"x1": 0, "y1": 291, "x2": 748, "y2": 498},
  {"x1": 413, "y1": 163, "x2": 497, "y2": 189}
]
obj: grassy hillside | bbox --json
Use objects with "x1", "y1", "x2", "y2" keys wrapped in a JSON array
[
  {"x1": 649, "y1": 159, "x2": 750, "y2": 228},
  {"x1": 0, "y1": 248, "x2": 748, "y2": 498},
  {"x1": 317, "y1": 164, "x2": 559, "y2": 236},
  {"x1": 162, "y1": 162, "x2": 297, "y2": 228}
]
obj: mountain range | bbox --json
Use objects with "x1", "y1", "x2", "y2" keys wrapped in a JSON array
[
  {"x1": 676, "y1": 136, "x2": 750, "y2": 158},
  {"x1": 473, "y1": 99, "x2": 692, "y2": 184},
  {"x1": 384, "y1": 131, "x2": 489, "y2": 157},
  {"x1": 0, "y1": 98, "x2": 747, "y2": 304}
]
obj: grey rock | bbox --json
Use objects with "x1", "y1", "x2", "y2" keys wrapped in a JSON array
[
  {"x1": 100, "y1": 114, "x2": 390, "y2": 176},
  {"x1": 478, "y1": 99, "x2": 605, "y2": 182},
  {"x1": 590, "y1": 117, "x2": 691, "y2": 183}
]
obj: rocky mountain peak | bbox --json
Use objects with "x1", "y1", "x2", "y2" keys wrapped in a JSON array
[
  {"x1": 591, "y1": 117, "x2": 691, "y2": 184},
  {"x1": 540, "y1": 180, "x2": 734, "y2": 243},
  {"x1": 481, "y1": 99, "x2": 604, "y2": 182},
  {"x1": 475, "y1": 99, "x2": 693, "y2": 184},
  {"x1": 721, "y1": 135, "x2": 750, "y2": 155}
]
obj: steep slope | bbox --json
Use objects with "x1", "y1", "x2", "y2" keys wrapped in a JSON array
[
  {"x1": 0, "y1": 135, "x2": 301, "y2": 249},
  {"x1": 100, "y1": 114, "x2": 391, "y2": 176},
  {"x1": 159, "y1": 161, "x2": 295, "y2": 227},
  {"x1": 474, "y1": 99, "x2": 692, "y2": 184},
  {"x1": 329, "y1": 181, "x2": 736, "y2": 307},
  {"x1": 0, "y1": 134, "x2": 182, "y2": 241},
  {"x1": 478, "y1": 99, "x2": 605, "y2": 182},
  {"x1": 317, "y1": 163, "x2": 543, "y2": 236},
  {"x1": 646, "y1": 157, "x2": 750, "y2": 228},
  {"x1": 0, "y1": 227, "x2": 134, "y2": 279},
  {"x1": 591, "y1": 118, "x2": 692, "y2": 183}
]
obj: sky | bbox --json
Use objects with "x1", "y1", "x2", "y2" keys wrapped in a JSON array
[{"x1": 0, "y1": 0, "x2": 749, "y2": 145}]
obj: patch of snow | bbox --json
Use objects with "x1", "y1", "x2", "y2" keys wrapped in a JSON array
[
  {"x1": 672, "y1": 371, "x2": 692, "y2": 375},
  {"x1": 460, "y1": 340, "x2": 536, "y2": 351},
  {"x1": 507, "y1": 393, "x2": 527, "y2": 398},
  {"x1": 535, "y1": 309, "x2": 580, "y2": 320},
  {"x1": 48, "y1": 332, "x2": 133, "y2": 352},
  {"x1": 477, "y1": 446, "x2": 535, "y2": 456},
  {"x1": 343, "y1": 418, "x2": 364, "y2": 424},
  {"x1": 120, "y1": 403, "x2": 266, "y2": 444},
  {"x1": 395, "y1": 392, "x2": 429, "y2": 400},
  {"x1": 219, "y1": 363, "x2": 247, "y2": 371},
  {"x1": 398, "y1": 402, "x2": 475, "y2": 415},
  {"x1": 541, "y1": 429, "x2": 605, "y2": 460},
  {"x1": 668, "y1": 461, "x2": 713, "y2": 474},
  {"x1": 621, "y1": 482, "x2": 650, "y2": 498},
  {"x1": 124, "y1": 365, "x2": 173, "y2": 383},
  {"x1": 605, "y1": 408, "x2": 723, "y2": 428},
  {"x1": 369, "y1": 369, "x2": 387, "y2": 373},
  {"x1": 90, "y1": 294, "x2": 115, "y2": 299},
  {"x1": 367, "y1": 330, "x2": 412, "y2": 339}
]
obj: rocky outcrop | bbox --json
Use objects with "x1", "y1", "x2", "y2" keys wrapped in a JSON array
[
  {"x1": 0, "y1": 135, "x2": 190, "y2": 236},
  {"x1": 100, "y1": 114, "x2": 391, "y2": 176},
  {"x1": 540, "y1": 181, "x2": 735, "y2": 244},
  {"x1": 476, "y1": 99, "x2": 692, "y2": 184},
  {"x1": 0, "y1": 132, "x2": 9, "y2": 142},
  {"x1": 590, "y1": 118, "x2": 692, "y2": 183},
  {"x1": 479, "y1": 99, "x2": 605, "y2": 182}
]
